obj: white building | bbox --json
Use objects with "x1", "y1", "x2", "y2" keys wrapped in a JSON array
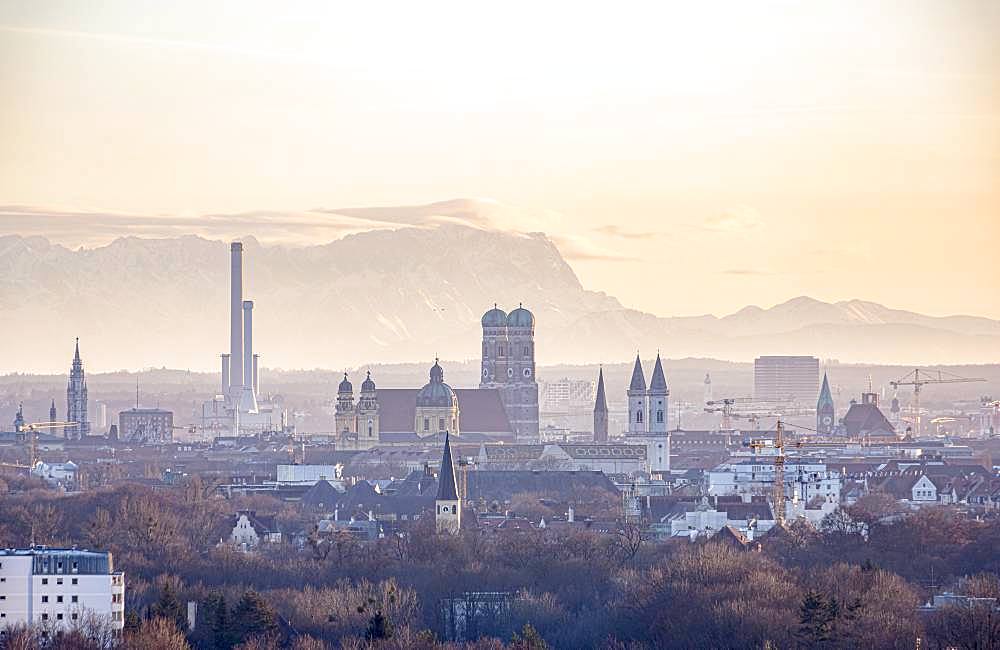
[
  {"x1": 707, "y1": 457, "x2": 842, "y2": 521},
  {"x1": 0, "y1": 548, "x2": 124, "y2": 634},
  {"x1": 30, "y1": 461, "x2": 78, "y2": 490},
  {"x1": 276, "y1": 464, "x2": 344, "y2": 487},
  {"x1": 227, "y1": 511, "x2": 281, "y2": 550}
]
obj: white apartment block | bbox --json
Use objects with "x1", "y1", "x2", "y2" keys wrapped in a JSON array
[
  {"x1": 707, "y1": 458, "x2": 842, "y2": 506},
  {"x1": 0, "y1": 548, "x2": 124, "y2": 635}
]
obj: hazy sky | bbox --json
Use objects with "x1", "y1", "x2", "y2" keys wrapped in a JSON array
[{"x1": 1, "y1": 1, "x2": 998, "y2": 318}]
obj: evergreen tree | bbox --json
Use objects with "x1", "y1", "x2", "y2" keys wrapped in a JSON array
[
  {"x1": 204, "y1": 591, "x2": 235, "y2": 650},
  {"x1": 232, "y1": 589, "x2": 278, "y2": 644},
  {"x1": 798, "y1": 591, "x2": 837, "y2": 646},
  {"x1": 150, "y1": 580, "x2": 187, "y2": 632}
]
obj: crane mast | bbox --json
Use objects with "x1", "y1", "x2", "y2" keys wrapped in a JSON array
[
  {"x1": 772, "y1": 419, "x2": 785, "y2": 527},
  {"x1": 890, "y1": 369, "x2": 986, "y2": 436}
]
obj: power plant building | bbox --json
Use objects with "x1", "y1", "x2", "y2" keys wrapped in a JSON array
[{"x1": 200, "y1": 242, "x2": 286, "y2": 434}]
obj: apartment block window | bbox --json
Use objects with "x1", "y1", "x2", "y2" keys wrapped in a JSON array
[
  {"x1": 41, "y1": 596, "x2": 48, "y2": 603},
  {"x1": 72, "y1": 613, "x2": 78, "y2": 621},
  {"x1": 56, "y1": 578, "x2": 63, "y2": 585},
  {"x1": 42, "y1": 578, "x2": 48, "y2": 585},
  {"x1": 57, "y1": 614, "x2": 63, "y2": 621},
  {"x1": 71, "y1": 578, "x2": 78, "y2": 585},
  {"x1": 56, "y1": 596, "x2": 63, "y2": 604},
  {"x1": 71, "y1": 596, "x2": 78, "y2": 604},
  {"x1": 41, "y1": 614, "x2": 49, "y2": 621}
]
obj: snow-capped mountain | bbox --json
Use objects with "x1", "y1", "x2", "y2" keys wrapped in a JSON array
[{"x1": 1, "y1": 227, "x2": 997, "y2": 373}]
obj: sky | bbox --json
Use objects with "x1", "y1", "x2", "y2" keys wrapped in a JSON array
[{"x1": 1, "y1": 0, "x2": 998, "y2": 319}]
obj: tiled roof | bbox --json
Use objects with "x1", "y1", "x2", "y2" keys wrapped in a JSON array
[{"x1": 375, "y1": 388, "x2": 513, "y2": 434}]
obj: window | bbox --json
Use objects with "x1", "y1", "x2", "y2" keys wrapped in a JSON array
[
  {"x1": 57, "y1": 596, "x2": 63, "y2": 603},
  {"x1": 423, "y1": 418, "x2": 429, "y2": 432},
  {"x1": 57, "y1": 578, "x2": 63, "y2": 585},
  {"x1": 71, "y1": 579, "x2": 77, "y2": 586},
  {"x1": 42, "y1": 578, "x2": 48, "y2": 585},
  {"x1": 656, "y1": 410, "x2": 664, "y2": 424},
  {"x1": 41, "y1": 613, "x2": 49, "y2": 621},
  {"x1": 57, "y1": 613, "x2": 63, "y2": 621},
  {"x1": 72, "y1": 613, "x2": 78, "y2": 621},
  {"x1": 438, "y1": 418, "x2": 445, "y2": 431},
  {"x1": 636, "y1": 410, "x2": 643, "y2": 424},
  {"x1": 71, "y1": 596, "x2": 78, "y2": 604},
  {"x1": 42, "y1": 596, "x2": 49, "y2": 603}
]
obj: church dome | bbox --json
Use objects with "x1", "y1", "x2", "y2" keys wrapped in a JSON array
[
  {"x1": 361, "y1": 371, "x2": 376, "y2": 393},
  {"x1": 416, "y1": 359, "x2": 457, "y2": 408},
  {"x1": 481, "y1": 305, "x2": 507, "y2": 328},
  {"x1": 338, "y1": 373, "x2": 353, "y2": 394},
  {"x1": 507, "y1": 304, "x2": 534, "y2": 328}
]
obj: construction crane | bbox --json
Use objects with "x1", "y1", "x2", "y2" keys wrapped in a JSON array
[
  {"x1": 706, "y1": 397, "x2": 799, "y2": 431},
  {"x1": 21, "y1": 421, "x2": 77, "y2": 467},
  {"x1": 890, "y1": 369, "x2": 986, "y2": 437},
  {"x1": 773, "y1": 419, "x2": 786, "y2": 526},
  {"x1": 705, "y1": 398, "x2": 754, "y2": 430}
]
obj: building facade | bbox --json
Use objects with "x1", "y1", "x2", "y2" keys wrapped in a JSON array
[
  {"x1": 479, "y1": 305, "x2": 539, "y2": 440},
  {"x1": 0, "y1": 548, "x2": 124, "y2": 633},
  {"x1": 753, "y1": 355, "x2": 819, "y2": 403},
  {"x1": 624, "y1": 354, "x2": 671, "y2": 476},
  {"x1": 118, "y1": 408, "x2": 174, "y2": 444},
  {"x1": 65, "y1": 339, "x2": 90, "y2": 439}
]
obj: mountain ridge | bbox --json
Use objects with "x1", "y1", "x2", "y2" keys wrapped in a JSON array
[{"x1": 0, "y1": 228, "x2": 997, "y2": 372}]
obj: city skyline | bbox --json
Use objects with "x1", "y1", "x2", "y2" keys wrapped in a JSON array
[{"x1": 2, "y1": 1, "x2": 999, "y2": 320}]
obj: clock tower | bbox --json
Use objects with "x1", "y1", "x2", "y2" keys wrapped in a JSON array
[
  {"x1": 817, "y1": 372, "x2": 836, "y2": 435},
  {"x1": 435, "y1": 430, "x2": 462, "y2": 535}
]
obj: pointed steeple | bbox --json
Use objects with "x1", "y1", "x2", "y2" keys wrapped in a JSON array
[
  {"x1": 817, "y1": 372, "x2": 834, "y2": 410},
  {"x1": 628, "y1": 355, "x2": 646, "y2": 393},
  {"x1": 49, "y1": 399, "x2": 57, "y2": 421},
  {"x1": 436, "y1": 430, "x2": 459, "y2": 501},
  {"x1": 594, "y1": 367, "x2": 608, "y2": 414},
  {"x1": 74, "y1": 337, "x2": 80, "y2": 361},
  {"x1": 649, "y1": 353, "x2": 668, "y2": 394}
]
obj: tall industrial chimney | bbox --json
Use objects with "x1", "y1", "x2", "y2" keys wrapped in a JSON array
[
  {"x1": 252, "y1": 354, "x2": 259, "y2": 395},
  {"x1": 242, "y1": 300, "x2": 254, "y2": 389},
  {"x1": 238, "y1": 300, "x2": 259, "y2": 414},
  {"x1": 230, "y1": 242, "x2": 244, "y2": 399},
  {"x1": 221, "y1": 354, "x2": 231, "y2": 396}
]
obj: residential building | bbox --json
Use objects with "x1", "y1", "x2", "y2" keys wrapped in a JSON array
[
  {"x1": 0, "y1": 547, "x2": 124, "y2": 633},
  {"x1": 227, "y1": 511, "x2": 281, "y2": 550},
  {"x1": 118, "y1": 408, "x2": 174, "y2": 444}
]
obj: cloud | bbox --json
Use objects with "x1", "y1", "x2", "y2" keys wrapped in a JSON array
[
  {"x1": 593, "y1": 225, "x2": 656, "y2": 240},
  {"x1": 702, "y1": 207, "x2": 763, "y2": 233},
  {"x1": 0, "y1": 205, "x2": 394, "y2": 248},
  {"x1": 549, "y1": 234, "x2": 637, "y2": 262}
]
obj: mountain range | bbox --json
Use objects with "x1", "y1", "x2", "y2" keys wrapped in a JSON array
[{"x1": 1, "y1": 220, "x2": 998, "y2": 372}]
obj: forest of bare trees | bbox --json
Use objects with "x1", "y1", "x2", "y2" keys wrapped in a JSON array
[{"x1": 0, "y1": 476, "x2": 998, "y2": 649}]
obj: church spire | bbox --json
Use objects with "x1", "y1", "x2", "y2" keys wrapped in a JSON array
[
  {"x1": 437, "y1": 430, "x2": 459, "y2": 501},
  {"x1": 594, "y1": 367, "x2": 608, "y2": 414},
  {"x1": 817, "y1": 372, "x2": 834, "y2": 410},
  {"x1": 628, "y1": 354, "x2": 646, "y2": 393},
  {"x1": 649, "y1": 353, "x2": 668, "y2": 395},
  {"x1": 435, "y1": 430, "x2": 462, "y2": 534},
  {"x1": 593, "y1": 367, "x2": 609, "y2": 443}
]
